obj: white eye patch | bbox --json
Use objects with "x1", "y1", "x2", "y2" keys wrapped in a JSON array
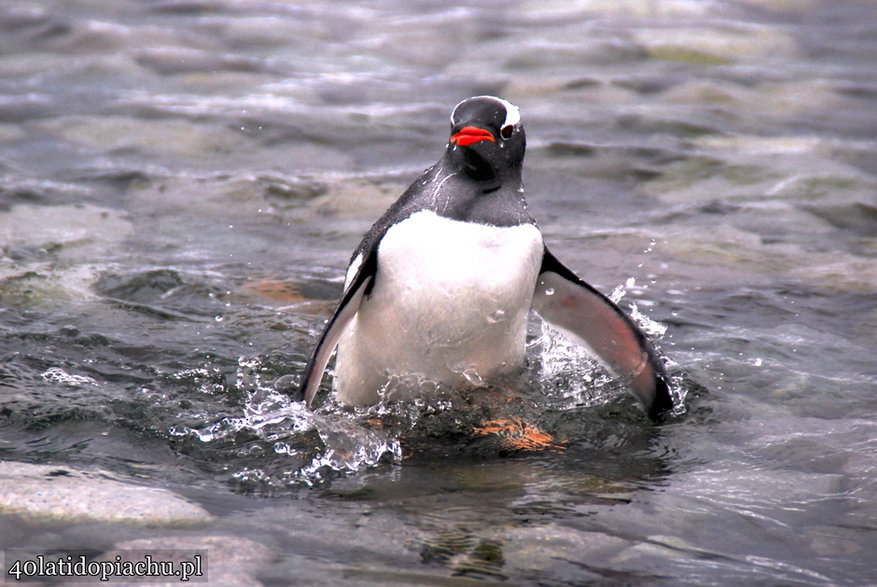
[{"x1": 490, "y1": 96, "x2": 521, "y2": 127}]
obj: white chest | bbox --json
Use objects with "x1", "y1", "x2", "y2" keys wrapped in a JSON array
[
  {"x1": 377, "y1": 210, "x2": 543, "y2": 303},
  {"x1": 334, "y1": 210, "x2": 544, "y2": 404}
]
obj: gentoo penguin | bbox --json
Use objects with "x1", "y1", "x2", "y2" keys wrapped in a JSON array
[{"x1": 297, "y1": 96, "x2": 673, "y2": 421}]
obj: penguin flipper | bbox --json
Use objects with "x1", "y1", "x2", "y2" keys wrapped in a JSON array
[
  {"x1": 532, "y1": 248, "x2": 673, "y2": 421},
  {"x1": 296, "y1": 251, "x2": 376, "y2": 407}
]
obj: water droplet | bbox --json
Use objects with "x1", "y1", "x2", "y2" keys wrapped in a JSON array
[
  {"x1": 544, "y1": 287, "x2": 555, "y2": 296},
  {"x1": 462, "y1": 368, "x2": 484, "y2": 386},
  {"x1": 487, "y1": 309, "x2": 506, "y2": 323}
]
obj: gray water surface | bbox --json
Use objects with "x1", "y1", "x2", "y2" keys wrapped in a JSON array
[{"x1": 1, "y1": 0, "x2": 876, "y2": 584}]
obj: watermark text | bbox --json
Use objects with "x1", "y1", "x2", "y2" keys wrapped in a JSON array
[{"x1": 4, "y1": 551, "x2": 207, "y2": 583}]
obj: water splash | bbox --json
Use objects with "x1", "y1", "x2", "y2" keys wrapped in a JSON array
[
  {"x1": 291, "y1": 419, "x2": 401, "y2": 486},
  {"x1": 610, "y1": 276, "x2": 637, "y2": 303},
  {"x1": 630, "y1": 302, "x2": 668, "y2": 338},
  {"x1": 530, "y1": 272, "x2": 678, "y2": 413},
  {"x1": 172, "y1": 357, "x2": 403, "y2": 487},
  {"x1": 528, "y1": 321, "x2": 618, "y2": 411},
  {"x1": 172, "y1": 296, "x2": 679, "y2": 487}
]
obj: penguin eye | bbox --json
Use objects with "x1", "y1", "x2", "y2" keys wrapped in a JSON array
[{"x1": 500, "y1": 124, "x2": 514, "y2": 139}]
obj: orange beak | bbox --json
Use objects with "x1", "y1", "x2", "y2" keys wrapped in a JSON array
[{"x1": 450, "y1": 126, "x2": 496, "y2": 147}]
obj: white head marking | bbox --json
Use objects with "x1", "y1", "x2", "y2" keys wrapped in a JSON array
[
  {"x1": 491, "y1": 96, "x2": 521, "y2": 127},
  {"x1": 451, "y1": 95, "x2": 522, "y2": 128}
]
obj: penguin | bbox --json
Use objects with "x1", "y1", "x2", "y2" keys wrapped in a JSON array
[{"x1": 296, "y1": 96, "x2": 674, "y2": 421}]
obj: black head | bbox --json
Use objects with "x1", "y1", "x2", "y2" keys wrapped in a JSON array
[{"x1": 446, "y1": 95, "x2": 526, "y2": 184}]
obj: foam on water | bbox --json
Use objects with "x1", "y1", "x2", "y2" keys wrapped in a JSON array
[{"x1": 41, "y1": 367, "x2": 100, "y2": 387}]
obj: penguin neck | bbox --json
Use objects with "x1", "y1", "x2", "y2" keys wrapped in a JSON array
[
  {"x1": 426, "y1": 159, "x2": 530, "y2": 227},
  {"x1": 443, "y1": 149, "x2": 523, "y2": 194}
]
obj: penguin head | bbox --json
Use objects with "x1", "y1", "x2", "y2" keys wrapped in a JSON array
[{"x1": 446, "y1": 96, "x2": 526, "y2": 183}]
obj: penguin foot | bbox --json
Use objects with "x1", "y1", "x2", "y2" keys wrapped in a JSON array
[{"x1": 472, "y1": 417, "x2": 566, "y2": 453}]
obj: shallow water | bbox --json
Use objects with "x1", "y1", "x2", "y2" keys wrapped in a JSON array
[{"x1": 1, "y1": 0, "x2": 876, "y2": 584}]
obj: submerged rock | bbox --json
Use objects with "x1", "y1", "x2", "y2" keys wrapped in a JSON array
[
  {"x1": 40, "y1": 115, "x2": 245, "y2": 161},
  {"x1": 0, "y1": 203, "x2": 132, "y2": 257},
  {"x1": 0, "y1": 203, "x2": 133, "y2": 305},
  {"x1": 0, "y1": 461, "x2": 212, "y2": 526},
  {"x1": 635, "y1": 23, "x2": 799, "y2": 64}
]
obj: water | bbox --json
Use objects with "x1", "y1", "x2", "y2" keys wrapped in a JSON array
[{"x1": 1, "y1": 0, "x2": 876, "y2": 583}]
